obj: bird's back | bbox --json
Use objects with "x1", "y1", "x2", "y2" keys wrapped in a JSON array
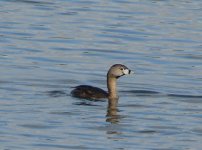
[{"x1": 71, "y1": 85, "x2": 108, "y2": 100}]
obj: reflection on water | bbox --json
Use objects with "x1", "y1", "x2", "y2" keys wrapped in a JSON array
[
  {"x1": 1, "y1": 0, "x2": 202, "y2": 149},
  {"x1": 106, "y1": 98, "x2": 119, "y2": 124},
  {"x1": 46, "y1": 90, "x2": 67, "y2": 97}
]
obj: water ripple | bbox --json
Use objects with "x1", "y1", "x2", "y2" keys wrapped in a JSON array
[{"x1": 0, "y1": 0, "x2": 202, "y2": 150}]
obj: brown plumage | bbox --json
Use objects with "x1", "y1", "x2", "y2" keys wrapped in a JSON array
[{"x1": 71, "y1": 64, "x2": 133, "y2": 100}]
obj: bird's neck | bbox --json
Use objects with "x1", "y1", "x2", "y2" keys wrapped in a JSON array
[{"x1": 107, "y1": 75, "x2": 118, "y2": 99}]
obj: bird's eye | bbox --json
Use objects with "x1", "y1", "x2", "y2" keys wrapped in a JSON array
[{"x1": 120, "y1": 68, "x2": 124, "y2": 71}]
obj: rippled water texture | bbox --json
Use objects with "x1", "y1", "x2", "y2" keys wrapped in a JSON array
[{"x1": 0, "y1": 0, "x2": 202, "y2": 149}]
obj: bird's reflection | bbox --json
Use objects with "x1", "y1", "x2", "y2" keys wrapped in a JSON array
[
  {"x1": 105, "y1": 97, "x2": 124, "y2": 141},
  {"x1": 106, "y1": 98, "x2": 120, "y2": 124}
]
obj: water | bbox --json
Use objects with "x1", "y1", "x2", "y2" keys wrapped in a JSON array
[{"x1": 0, "y1": 0, "x2": 202, "y2": 149}]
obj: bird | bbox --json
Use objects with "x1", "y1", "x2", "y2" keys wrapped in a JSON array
[{"x1": 71, "y1": 64, "x2": 133, "y2": 100}]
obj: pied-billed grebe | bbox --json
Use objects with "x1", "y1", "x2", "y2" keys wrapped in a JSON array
[{"x1": 71, "y1": 64, "x2": 133, "y2": 99}]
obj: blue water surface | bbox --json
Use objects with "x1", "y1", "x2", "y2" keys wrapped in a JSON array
[{"x1": 0, "y1": 0, "x2": 202, "y2": 149}]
